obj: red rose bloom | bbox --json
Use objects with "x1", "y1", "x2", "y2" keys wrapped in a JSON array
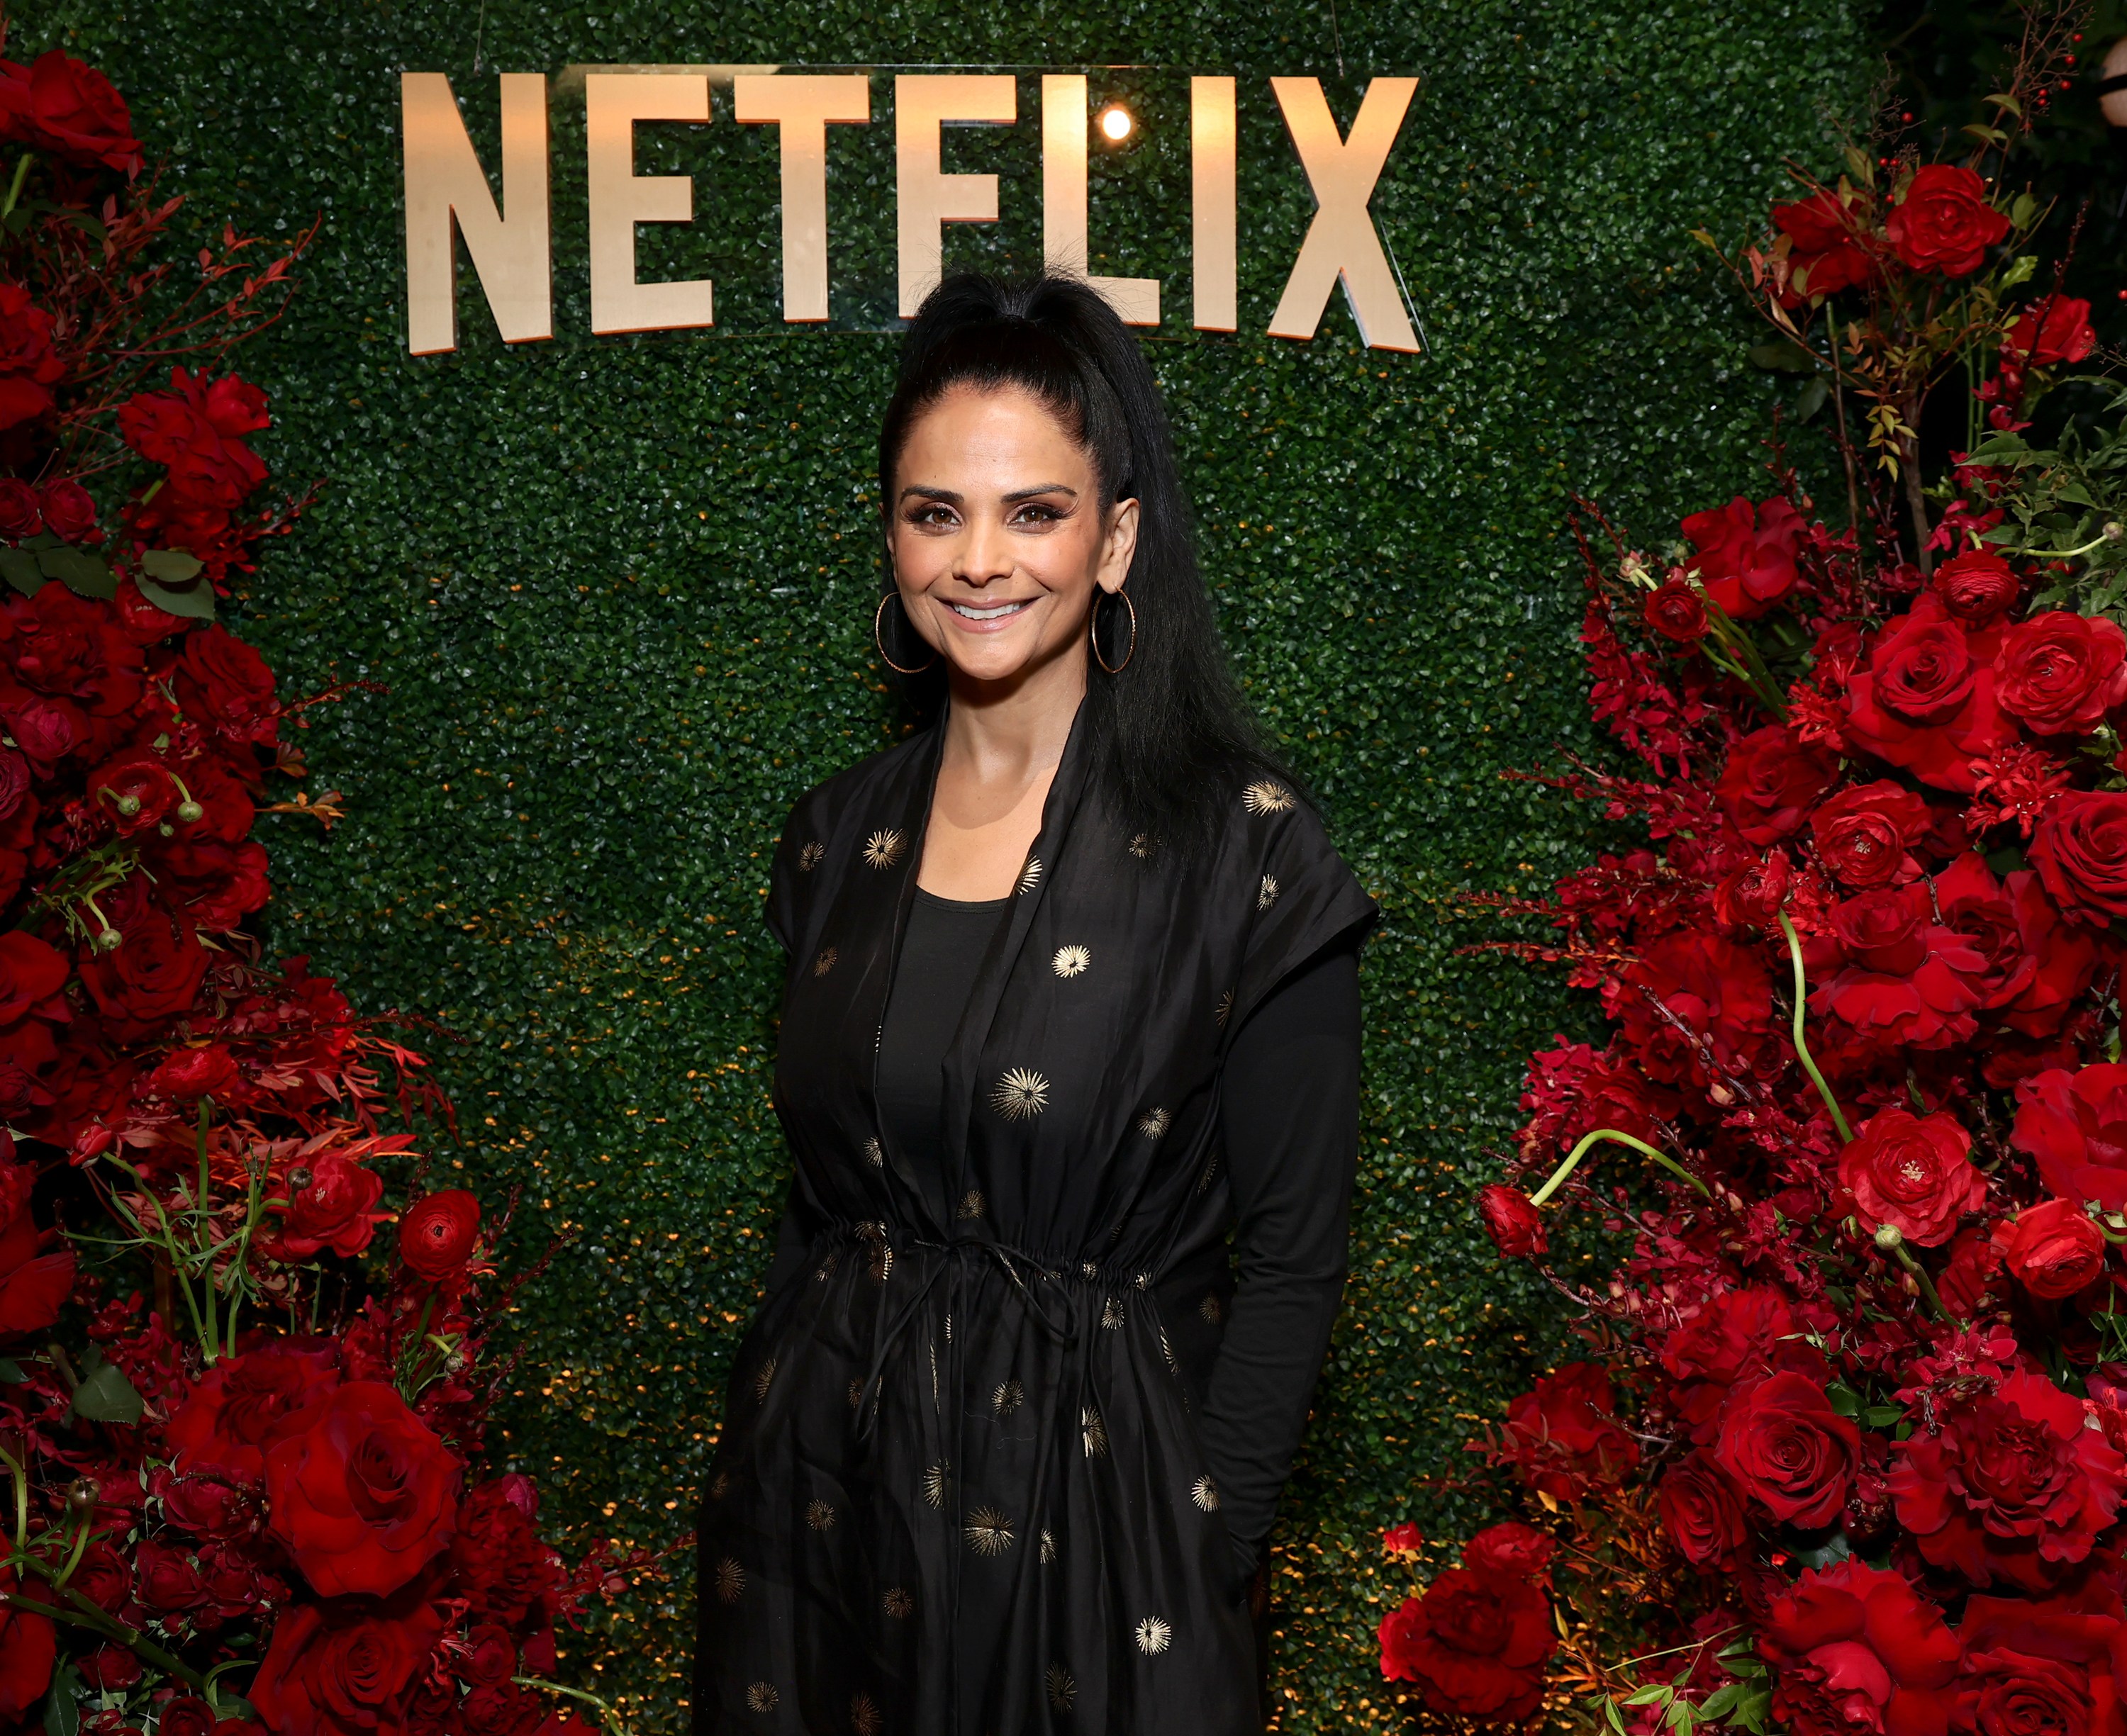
[
  {"x1": 164, "y1": 1342, "x2": 340, "y2": 1481},
  {"x1": 2002, "y1": 294, "x2": 2097, "y2": 369},
  {"x1": 1475, "y1": 1183, "x2": 1545, "y2": 1260},
  {"x1": 1843, "y1": 592, "x2": 2010, "y2": 793},
  {"x1": 250, "y1": 1602, "x2": 446, "y2": 1736},
  {"x1": 0, "y1": 1163, "x2": 74, "y2": 1339},
  {"x1": 264, "y1": 1379, "x2": 461, "y2": 1598},
  {"x1": 0, "y1": 478, "x2": 39, "y2": 539},
  {"x1": 155, "y1": 1702, "x2": 218, "y2": 1736},
  {"x1": 2013, "y1": 1064, "x2": 2127, "y2": 1211},
  {"x1": 1378, "y1": 1565, "x2": 1553, "y2": 1720},
  {"x1": 0, "y1": 1567, "x2": 55, "y2": 1717},
  {"x1": 1890, "y1": 1368, "x2": 2127, "y2": 1591},
  {"x1": 1657, "y1": 1450, "x2": 1749, "y2": 1568},
  {"x1": 144, "y1": 1043, "x2": 240, "y2": 1103},
  {"x1": 133, "y1": 1538, "x2": 207, "y2": 1617},
  {"x1": 1953, "y1": 1593, "x2": 2123, "y2": 1736},
  {"x1": 1811, "y1": 780, "x2": 1931, "y2": 888},
  {"x1": 1932, "y1": 549, "x2": 2020, "y2": 626},
  {"x1": 1758, "y1": 1558, "x2": 1959, "y2": 1736},
  {"x1": 1935, "y1": 853, "x2": 2100, "y2": 1039},
  {"x1": 2031, "y1": 791, "x2": 2127, "y2": 926},
  {"x1": 1658, "y1": 1285, "x2": 1819, "y2": 1437},
  {"x1": 1643, "y1": 576, "x2": 1710, "y2": 642},
  {"x1": 1463, "y1": 1521, "x2": 1553, "y2": 1586},
  {"x1": 1714, "y1": 850, "x2": 1792, "y2": 933},
  {"x1": 451, "y1": 1477, "x2": 564, "y2": 1625},
  {"x1": 1497, "y1": 1362, "x2": 1640, "y2": 1500},
  {"x1": 1712, "y1": 1370, "x2": 1859, "y2": 1527},
  {"x1": 40, "y1": 478, "x2": 97, "y2": 543},
  {"x1": 1837, "y1": 1107, "x2": 1986, "y2": 1248},
  {"x1": 1680, "y1": 493, "x2": 1808, "y2": 620},
  {"x1": 0, "y1": 52, "x2": 145, "y2": 174},
  {"x1": 0, "y1": 930, "x2": 67, "y2": 1024},
  {"x1": 269, "y1": 1153, "x2": 386, "y2": 1261},
  {"x1": 119, "y1": 369, "x2": 270, "y2": 510},
  {"x1": 399, "y1": 1188, "x2": 481, "y2": 1279},
  {"x1": 1996, "y1": 610, "x2": 2127, "y2": 737},
  {"x1": 0, "y1": 280, "x2": 62, "y2": 429},
  {"x1": 1615, "y1": 928, "x2": 1776, "y2": 1088},
  {"x1": 2002, "y1": 1197, "x2": 2106, "y2": 1300},
  {"x1": 1774, "y1": 189, "x2": 1878, "y2": 299},
  {"x1": 77, "y1": 895, "x2": 208, "y2": 1035},
  {"x1": 1813, "y1": 882, "x2": 1989, "y2": 1053},
  {"x1": 174, "y1": 623, "x2": 279, "y2": 751},
  {"x1": 1887, "y1": 162, "x2": 2011, "y2": 276}
]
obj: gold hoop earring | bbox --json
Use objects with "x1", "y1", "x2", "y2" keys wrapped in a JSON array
[
  {"x1": 874, "y1": 592, "x2": 937, "y2": 676},
  {"x1": 1092, "y1": 589, "x2": 1137, "y2": 675}
]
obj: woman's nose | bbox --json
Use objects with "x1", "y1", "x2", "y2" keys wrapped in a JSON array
[{"x1": 958, "y1": 515, "x2": 1015, "y2": 584}]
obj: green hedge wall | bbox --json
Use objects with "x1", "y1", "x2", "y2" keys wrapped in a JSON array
[{"x1": 42, "y1": 2, "x2": 1864, "y2": 1725}]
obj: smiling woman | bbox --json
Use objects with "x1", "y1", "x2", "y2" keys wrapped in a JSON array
[{"x1": 690, "y1": 274, "x2": 1380, "y2": 1734}]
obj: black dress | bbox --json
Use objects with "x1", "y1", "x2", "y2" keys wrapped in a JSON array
[{"x1": 693, "y1": 708, "x2": 1376, "y2": 1735}]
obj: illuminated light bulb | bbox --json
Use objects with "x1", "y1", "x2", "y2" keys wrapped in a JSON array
[{"x1": 1098, "y1": 106, "x2": 1132, "y2": 142}]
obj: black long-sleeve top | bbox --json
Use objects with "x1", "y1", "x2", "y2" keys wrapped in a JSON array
[{"x1": 765, "y1": 886, "x2": 1361, "y2": 1573}]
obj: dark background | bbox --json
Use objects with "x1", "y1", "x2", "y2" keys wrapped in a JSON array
[{"x1": 28, "y1": 0, "x2": 1894, "y2": 1724}]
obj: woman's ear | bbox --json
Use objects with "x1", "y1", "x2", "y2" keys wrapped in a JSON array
[{"x1": 1098, "y1": 496, "x2": 1141, "y2": 595}]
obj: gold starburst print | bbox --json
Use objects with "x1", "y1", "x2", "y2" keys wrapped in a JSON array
[
  {"x1": 991, "y1": 1068, "x2": 1049, "y2": 1121},
  {"x1": 1128, "y1": 831, "x2": 1155, "y2": 860},
  {"x1": 1137, "y1": 1107, "x2": 1171, "y2": 1140},
  {"x1": 859, "y1": 1222, "x2": 893, "y2": 1282},
  {"x1": 993, "y1": 1378, "x2": 1023, "y2": 1418},
  {"x1": 956, "y1": 1188, "x2": 986, "y2": 1221},
  {"x1": 849, "y1": 1693, "x2": 883, "y2": 1736},
  {"x1": 1200, "y1": 1293, "x2": 1223, "y2": 1325},
  {"x1": 710, "y1": 1472, "x2": 730, "y2": 1499},
  {"x1": 964, "y1": 1506, "x2": 1015, "y2": 1555},
  {"x1": 1197, "y1": 1154, "x2": 1220, "y2": 1194},
  {"x1": 1081, "y1": 1405, "x2": 1108, "y2": 1459},
  {"x1": 1242, "y1": 780, "x2": 1295, "y2": 814},
  {"x1": 752, "y1": 1357, "x2": 776, "y2": 1401},
  {"x1": 1134, "y1": 1617, "x2": 1172, "y2": 1656},
  {"x1": 813, "y1": 946, "x2": 837, "y2": 977},
  {"x1": 1039, "y1": 1528, "x2": 1057, "y2": 1564},
  {"x1": 882, "y1": 1586, "x2": 914, "y2": 1618},
  {"x1": 847, "y1": 1376, "x2": 866, "y2": 1410},
  {"x1": 1215, "y1": 989, "x2": 1234, "y2": 1027},
  {"x1": 1100, "y1": 1297, "x2": 1124, "y2": 1331},
  {"x1": 862, "y1": 1136, "x2": 884, "y2": 1169},
  {"x1": 1051, "y1": 943, "x2": 1090, "y2": 978},
  {"x1": 1258, "y1": 875, "x2": 1280, "y2": 909},
  {"x1": 813, "y1": 1248, "x2": 839, "y2": 1284},
  {"x1": 863, "y1": 829, "x2": 905, "y2": 870},
  {"x1": 922, "y1": 1462, "x2": 951, "y2": 1509},
  {"x1": 1192, "y1": 1476, "x2": 1220, "y2": 1512},
  {"x1": 797, "y1": 840, "x2": 826, "y2": 872},
  {"x1": 1160, "y1": 1328, "x2": 1178, "y2": 1373},
  {"x1": 1017, "y1": 856, "x2": 1044, "y2": 894},
  {"x1": 1046, "y1": 1664, "x2": 1077, "y2": 1710},
  {"x1": 806, "y1": 1499, "x2": 837, "y2": 1531},
  {"x1": 714, "y1": 1557, "x2": 745, "y2": 1602},
  {"x1": 745, "y1": 1683, "x2": 779, "y2": 1713}
]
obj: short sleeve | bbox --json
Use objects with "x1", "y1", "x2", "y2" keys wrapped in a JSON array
[{"x1": 1228, "y1": 790, "x2": 1377, "y2": 1036}]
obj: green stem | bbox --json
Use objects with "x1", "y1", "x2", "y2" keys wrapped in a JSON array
[
  {"x1": 2006, "y1": 527, "x2": 2120, "y2": 560},
  {"x1": 1528, "y1": 1127, "x2": 1710, "y2": 1208},
  {"x1": 0, "y1": 152, "x2": 31, "y2": 222},
  {"x1": 0, "y1": 1447, "x2": 26, "y2": 1552},
  {"x1": 1777, "y1": 910, "x2": 1853, "y2": 1143},
  {"x1": 1, "y1": 1567, "x2": 210, "y2": 1690},
  {"x1": 513, "y1": 1675, "x2": 626, "y2": 1734},
  {"x1": 1889, "y1": 1240, "x2": 1953, "y2": 1323},
  {"x1": 195, "y1": 1099, "x2": 219, "y2": 1362}
]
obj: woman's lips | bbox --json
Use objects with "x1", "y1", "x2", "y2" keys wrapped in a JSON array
[{"x1": 943, "y1": 597, "x2": 1035, "y2": 631}]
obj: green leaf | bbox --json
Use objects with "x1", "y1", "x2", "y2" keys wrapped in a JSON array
[
  {"x1": 40, "y1": 1664, "x2": 81, "y2": 1736},
  {"x1": 136, "y1": 573, "x2": 217, "y2": 619},
  {"x1": 1825, "y1": 1382, "x2": 1861, "y2": 1417},
  {"x1": 0, "y1": 1357, "x2": 21, "y2": 1382},
  {"x1": 1962, "y1": 123, "x2": 2009, "y2": 146},
  {"x1": 37, "y1": 546, "x2": 113, "y2": 600},
  {"x1": 1747, "y1": 340, "x2": 1817, "y2": 376},
  {"x1": 1604, "y1": 1698, "x2": 1629, "y2": 1735},
  {"x1": 69, "y1": 1359, "x2": 143, "y2": 1425},
  {"x1": 1625, "y1": 1686, "x2": 1674, "y2": 1708},
  {"x1": 212, "y1": 1698, "x2": 257, "y2": 1721},
  {"x1": 1863, "y1": 1403, "x2": 1904, "y2": 1428},
  {"x1": 2011, "y1": 192, "x2": 2040, "y2": 228},
  {"x1": 1795, "y1": 376, "x2": 1829, "y2": 421},
  {"x1": 0, "y1": 547, "x2": 41, "y2": 595},
  {"x1": 141, "y1": 547, "x2": 205, "y2": 583},
  {"x1": 1986, "y1": 90, "x2": 2024, "y2": 118},
  {"x1": 1699, "y1": 1684, "x2": 1742, "y2": 1719},
  {"x1": 1998, "y1": 254, "x2": 2038, "y2": 291}
]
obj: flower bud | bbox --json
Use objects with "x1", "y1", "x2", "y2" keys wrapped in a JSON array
[
  {"x1": 66, "y1": 1477, "x2": 101, "y2": 1517},
  {"x1": 286, "y1": 1167, "x2": 313, "y2": 1195},
  {"x1": 175, "y1": 799, "x2": 204, "y2": 824},
  {"x1": 1874, "y1": 1223, "x2": 1904, "y2": 1251},
  {"x1": 2106, "y1": 521, "x2": 2124, "y2": 543},
  {"x1": 114, "y1": 794, "x2": 140, "y2": 817},
  {"x1": 94, "y1": 927, "x2": 123, "y2": 953}
]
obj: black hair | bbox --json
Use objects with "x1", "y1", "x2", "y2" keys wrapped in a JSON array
[{"x1": 877, "y1": 273, "x2": 1292, "y2": 858}]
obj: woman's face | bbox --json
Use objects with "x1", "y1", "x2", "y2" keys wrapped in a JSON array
[{"x1": 887, "y1": 383, "x2": 1139, "y2": 690}]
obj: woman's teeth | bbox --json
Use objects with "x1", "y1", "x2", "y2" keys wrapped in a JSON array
[{"x1": 949, "y1": 600, "x2": 1030, "y2": 621}]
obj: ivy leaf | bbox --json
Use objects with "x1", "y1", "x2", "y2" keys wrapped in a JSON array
[{"x1": 69, "y1": 1359, "x2": 143, "y2": 1424}]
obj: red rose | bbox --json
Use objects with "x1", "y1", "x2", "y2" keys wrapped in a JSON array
[
  {"x1": 4, "y1": 52, "x2": 144, "y2": 174},
  {"x1": 1718, "y1": 724, "x2": 1839, "y2": 844},
  {"x1": 0, "y1": 930, "x2": 67, "y2": 1023},
  {"x1": 1378, "y1": 1565, "x2": 1553, "y2": 1720},
  {"x1": 133, "y1": 1538, "x2": 207, "y2": 1616},
  {"x1": 40, "y1": 478, "x2": 98, "y2": 543},
  {"x1": 1935, "y1": 853, "x2": 2101, "y2": 1038},
  {"x1": 144, "y1": 1044, "x2": 240, "y2": 1103},
  {"x1": 118, "y1": 369, "x2": 270, "y2": 510},
  {"x1": 1844, "y1": 592, "x2": 2011, "y2": 793},
  {"x1": 67, "y1": 1541, "x2": 134, "y2": 1619},
  {"x1": 1658, "y1": 1286, "x2": 1819, "y2": 1437},
  {"x1": 250, "y1": 1602, "x2": 446, "y2": 1736},
  {"x1": 2033, "y1": 790, "x2": 2127, "y2": 926},
  {"x1": 1811, "y1": 780, "x2": 1931, "y2": 888},
  {"x1": 1773, "y1": 189, "x2": 1878, "y2": 299},
  {"x1": 1681, "y1": 493, "x2": 1807, "y2": 621},
  {"x1": 155, "y1": 1703, "x2": 218, "y2": 1736},
  {"x1": 2003, "y1": 1198, "x2": 2107, "y2": 1301},
  {"x1": 164, "y1": 1342, "x2": 341, "y2": 1481},
  {"x1": 1657, "y1": 1451, "x2": 1749, "y2": 1568},
  {"x1": 269, "y1": 1153, "x2": 386, "y2": 1261},
  {"x1": 1813, "y1": 882, "x2": 1989, "y2": 1053},
  {"x1": 400, "y1": 1188, "x2": 481, "y2": 1279},
  {"x1": 2013, "y1": 1064, "x2": 2127, "y2": 1211},
  {"x1": 1643, "y1": 576, "x2": 1710, "y2": 642},
  {"x1": 459, "y1": 1624, "x2": 520, "y2": 1689},
  {"x1": 2003, "y1": 294, "x2": 2097, "y2": 369},
  {"x1": 1996, "y1": 610, "x2": 2127, "y2": 737},
  {"x1": 451, "y1": 1476, "x2": 564, "y2": 1625},
  {"x1": 1759, "y1": 1558, "x2": 1958, "y2": 1736},
  {"x1": 0, "y1": 1567, "x2": 55, "y2": 1717},
  {"x1": 265, "y1": 1379, "x2": 461, "y2": 1598},
  {"x1": 1463, "y1": 1521, "x2": 1554, "y2": 1586},
  {"x1": 1383, "y1": 1522, "x2": 1424, "y2": 1556},
  {"x1": 0, "y1": 281, "x2": 61, "y2": 429},
  {"x1": 0, "y1": 478, "x2": 39, "y2": 539},
  {"x1": 1615, "y1": 928, "x2": 1775, "y2": 1088},
  {"x1": 0, "y1": 1167, "x2": 74, "y2": 1339},
  {"x1": 1713, "y1": 850, "x2": 1792, "y2": 934},
  {"x1": 1837, "y1": 1107, "x2": 1986, "y2": 1248},
  {"x1": 1712, "y1": 1370, "x2": 1859, "y2": 1527},
  {"x1": 1887, "y1": 162, "x2": 2011, "y2": 276},
  {"x1": 1497, "y1": 1362, "x2": 1640, "y2": 1500},
  {"x1": 1932, "y1": 548, "x2": 2021, "y2": 626},
  {"x1": 1954, "y1": 1594, "x2": 2123, "y2": 1736},
  {"x1": 1892, "y1": 1367, "x2": 2127, "y2": 1591},
  {"x1": 1475, "y1": 1183, "x2": 1545, "y2": 1260},
  {"x1": 77, "y1": 895, "x2": 208, "y2": 1033},
  {"x1": 174, "y1": 623, "x2": 279, "y2": 750}
]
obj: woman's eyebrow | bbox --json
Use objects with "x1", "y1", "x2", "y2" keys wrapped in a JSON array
[
  {"x1": 1001, "y1": 483, "x2": 1078, "y2": 504},
  {"x1": 896, "y1": 483, "x2": 962, "y2": 505}
]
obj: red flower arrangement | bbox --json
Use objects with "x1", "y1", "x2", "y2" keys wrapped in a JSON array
[
  {"x1": 0, "y1": 43, "x2": 649, "y2": 1735},
  {"x1": 1375, "y1": 21, "x2": 2127, "y2": 1732}
]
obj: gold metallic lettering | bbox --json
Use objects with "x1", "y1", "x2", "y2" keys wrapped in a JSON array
[
  {"x1": 1189, "y1": 76, "x2": 1237, "y2": 333},
  {"x1": 895, "y1": 74, "x2": 1016, "y2": 319},
  {"x1": 732, "y1": 74, "x2": 871, "y2": 323},
  {"x1": 586, "y1": 72, "x2": 714, "y2": 335},
  {"x1": 1040, "y1": 74, "x2": 1158, "y2": 327}
]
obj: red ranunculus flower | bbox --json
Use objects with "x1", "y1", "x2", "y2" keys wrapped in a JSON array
[
  {"x1": 1887, "y1": 162, "x2": 2011, "y2": 276},
  {"x1": 2002, "y1": 294, "x2": 2097, "y2": 369},
  {"x1": 0, "y1": 1567, "x2": 55, "y2": 1717},
  {"x1": 1497, "y1": 1362, "x2": 1640, "y2": 1500},
  {"x1": 0, "y1": 280, "x2": 61, "y2": 429},
  {"x1": 1643, "y1": 575, "x2": 1710, "y2": 642},
  {"x1": 2002, "y1": 1197, "x2": 2106, "y2": 1300},
  {"x1": 1475, "y1": 1183, "x2": 1545, "y2": 1260},
  {"x1": 1463, "y1": 1521, "x2": 1554, "y2": 1586},
  {"x1": 89, "y1": 752, "x2": 177, "y2": 834},
  {"x1": 155, "y1": 1701, "x2": 218, "y2": 1736},
  {"x1": 133, "y1": 1538, "x2": 208, "y2": 1617},
  {"x1": 250, "y1": 1602, "x2": 446, "y2": 1736},
  {"x1": 1713, "y1": 849, "x2": 1792, "y2": 933},
  {"x1": 1996, "y1": 610, "x2": 2127, "y2": 737},
  {"x1": 2013, "y1": 1065, "x2": 2127, "y2": 1211},
  {"x1": 1680, "y1": 493, "x2": 1808, "y2": 620},
  {"x1": 1843, "y1": 591, "x2": 2010, "y2": 793},
  {"x1": 1813, "y1": 882, "x2": 1990, "y2": 1053},
  {"x1": 1936, "y1": 853, "x2": 2101, "y2": 1040},
  {"x1": 1713, "y1": 1370, "x2": 1859, "y2": 1527},
  {"x1": 1774, "y1": 189, "x2": 1879, "y2": 299},
  {"x1": 1657, "y1": 1450, "x2": 1749, "y2": 1568},
  {"x1": 1890, "y1": 1368, "x2": 2127, "y2": 1591},
  {"x1": 118, "y1": 369, "x2": 270, "y2": 509},
  {"x1": 1759, "y1": 1558, "x2": 1959, "y2": 1736},
  {"x1": 400, "y1": 1188, "x2": 481, "y2": 1279},
  {"x1": 1932, "y1": 548, "x2": 2021, "y2": 627},
  {"x1": 1811, "y1": 780, "x2": 1931, "y2": 888},
  {"x1": 174, "y1": 622, "x2": 279, "y2": 751},
  {"x1": 0, "y1": 52, "x2": 145, "y2": 174},
  {"x1": 269, "y1": 1153, "x2": 386, "y2": 1261},
  {"x1": 1837, "y1": 1107, "x2": 1987, "y2": 1248},
  {"x1": 1383, "y1": 1522, "x2": 1424, "y2": 1556},
  {"x1": 2031, "y1": 791, "x2": 2127, "y2": 926},
  {"x1": 1615, "y1": 928, "x2": 1776, "y2": 1088},
  {"x1": 1953, "y1": 1592, "x2": 2123, "y2": 1736},
  {"x1": 1378, "y1": 1565, "x2": 1553, "y2": 1720},
  {"x1": 164, "y1": 1342, "x2": 341, "y2": 1481},
  {"x1": 264, "y1": 1379, "x2": 461, "y2": 1598},
  {"x1": 40, "y1": 478, "x2": 97, "y2": 543},
  {"x1": 144, "y1": 1043, "x2": 240, "y2": 1103},
  {"x1": 0, "y1": 478, "x2": 40, "y2": 539}
]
